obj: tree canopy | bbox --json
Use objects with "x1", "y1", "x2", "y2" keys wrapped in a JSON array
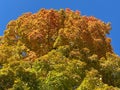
[{"x1": 0, "y1": 8, "x2": 120, "y2": 90}]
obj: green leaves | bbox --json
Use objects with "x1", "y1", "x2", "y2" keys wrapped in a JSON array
[
  {"x1": 0, "y1": 8, "x2": 119, "y2": 90},
  {"x1": 99, "y1": 53, "x2": 120, "y2": 87},
  {"x1": 76, "y1": 69, "x2": 103, "y2": 90},
  {"x1": 0, "y1": 69, "x2": 15, "y2": 89}
]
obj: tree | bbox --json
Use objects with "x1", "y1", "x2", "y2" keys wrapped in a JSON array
[{"x1": 0, "y1": 8, "x2": 120, "y2": 90}]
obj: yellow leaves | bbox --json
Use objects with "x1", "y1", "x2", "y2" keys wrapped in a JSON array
[
  {"x1": 0, "y1": 9, "x2": 119, "y2": 90},
  {"x1": 105, "y1": 37, "x2": 111, "y2": 44},
  {"x1": 7, "y1": 20, "x2": 16, "y2": 29},
  {"x1": 18, "y1": 12, "x2": 32, "y2": 20},
  {"x1": 24, "y1": 51, "x2": 37, "y2": 61}
]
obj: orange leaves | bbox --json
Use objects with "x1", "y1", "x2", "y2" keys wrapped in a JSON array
[
  {"x1": 28, "y1": 30, "x2": 43, "y2": 41},
  {"x1": 75, "y1": 10, "x2": 81, "y2": 15},
  {"x1": 1, "y1": 9, "x2": 120, "y2": 90},
  {"x1": 2, "y1": 8, "x2": 113, "y2": 59},
  {"x1": 65, "y1": 8, "x2": 71, "y2": 13},
  {"x1": 105, "y1": 38, "x2": 111, "y2": 44}
]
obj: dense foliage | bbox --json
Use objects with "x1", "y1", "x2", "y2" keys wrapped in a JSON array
[{"x1": 0, "y1": 8, "x2": 120, "y2": 90}]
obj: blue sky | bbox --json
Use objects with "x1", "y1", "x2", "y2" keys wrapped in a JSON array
[{"x1": 0, "y1": 0, "x2": 120, "y2": 55}]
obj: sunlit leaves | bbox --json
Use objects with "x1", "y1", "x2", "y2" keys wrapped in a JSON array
[
  {"x1": 0, "y1": 8, "x2": 119, "y2": 90},
  {"x1": 2, "y1": 8, "x2": 112, "y2": 58},
  {"x1": 76, "y1": 69, "x2": 103, "y2": 90}
]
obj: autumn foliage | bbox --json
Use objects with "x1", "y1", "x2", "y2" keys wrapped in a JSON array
[
  {"x1": 0, "y1": 9, "x2": 120, "y2": 90},
  {"x1": 3, "y1": 8, "x2": 112, "y2": 58}
]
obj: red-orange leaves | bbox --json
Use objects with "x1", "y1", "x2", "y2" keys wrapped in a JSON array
[{"x1": 3, "y1": 9, "x2": 112, "y2": 58}]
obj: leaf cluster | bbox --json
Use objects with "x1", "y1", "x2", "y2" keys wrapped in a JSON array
[{"x1": 0, "y1": 9, "x2": 120, "y2": 90}]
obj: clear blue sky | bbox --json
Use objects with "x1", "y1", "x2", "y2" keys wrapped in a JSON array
[{"x1": 0, "y1": 0, "x2": 120, "y2": 55}]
